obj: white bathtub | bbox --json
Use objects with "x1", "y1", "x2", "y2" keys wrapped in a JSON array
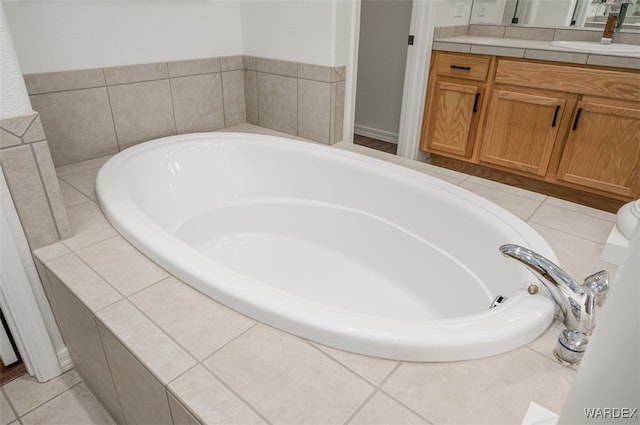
[{"x1": 96, "y1": 132, "x2": 556, "y2": 361}]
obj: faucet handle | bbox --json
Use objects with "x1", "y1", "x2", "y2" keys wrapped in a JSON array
[{"x1": 583, "y1": 270, "x2": 609, "y2": 306}]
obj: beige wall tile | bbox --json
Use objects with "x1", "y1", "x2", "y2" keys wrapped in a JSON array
[
  {"x1": 298, "y1": 79, "x2": 331, "y2": 143},
  {"x1": 48, "y1": 271, "x2": 115, "y2": 390},
  {"x1": 168, "y1": 58, "x2": 221, "y2": 78},
  {"x1": 32, "y1": 141, "x2": 73, "y2": 239},
  {"x1": 257, "y1": 73, "x2": 297, "y2": 135},
  {"x1": 0, "y1": 128, "x2": 21, "y2": 148},
  {"x1": 243, "y1": 55, "x2": 257, "y2": 71},
  {"x1": 0, "y1": 145, "x2": 59, "y2": 249},
  {"x1": 221, "y1": 55, "x2": 244, "y2": 72},
  {"x1": 24, "y1": 69, "x2": 105, "y2": 95},
  {"x1": 0, "y1": 113, "x2": 36, "y2": 136},
  {"x1": 256, "y1": 58, "x2": 297, "y2": 77},
  {"x1": 76, "y1": 236, "x2": 168, "y2": 296},
  {"x1": 170, "y1": 74, "x2": 225, "y2": 134},
  {"x1": 505, "y1": 26, "x2": 555, "y2": 41},
  {"x1": 30, "y1": 88, "x2": 118, "y2": 166},
  {"x1": 108, "y1": 79, "x2": 176, "y2": 149},
  {"x1": 203, "y1": 325, "x2": 373, "y2": 425},
  {"x1": 104, "y1": 62, "x2": 169, "y2": 85},
  {"x1": 66, "y1": 346, "x2": 125, "y2": 425},
  {"x1": 21, "y1": 115, "x2": 46, "y2": 143},
  {"x1": 97, "y1": 300, "x2": 196, "y2": 383},
  {"x1": 332, "y1": 66, "x2": 346, "y2": 83},
  {"x1": 129, "y1": 277, "x2": 255, "y2": 360},
  {"x1": 468, "y1": 24, "x2": 506, "y2": 37},
  {"x1": 331, "y1": 81, "x2": 345, "y2": 144},
  {"x1": 298, "y1": 63, "x2": 333, "y2": 82},
  {"x1": 552, "y1": 29, "x2": 600, "y2": 42},
  {"x1": 169, "y1": 366, "x2": 266, "y2": 425},
  {"x1": 243, "y1": 70, "x2": 258, "y2": 125},
  {"x1": 97, "y1": 321, "x2": 173, "y2": 425},
  {"x1": 222, "y1": 70, "x2": 247, "y2": 127}
]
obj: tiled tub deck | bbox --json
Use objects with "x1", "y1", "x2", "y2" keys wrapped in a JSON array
[{"x1": 32, "y1": 126, "x2": 619, "y2": 425}]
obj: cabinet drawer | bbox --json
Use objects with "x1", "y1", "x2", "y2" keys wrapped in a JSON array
[
  {"x1": 495, "y1": 59, "x2": 640, "y2": 101},
  {"x1": 436, "y1": 53, "x2": 491, "y2": 81}
]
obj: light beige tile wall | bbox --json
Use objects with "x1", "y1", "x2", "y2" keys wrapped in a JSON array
[
  {"x1": 25, "y1": 55, "x2": 346, "y2": 168},
  {"x1": 245, "y1": 56, "x2": 346, "y2": 144},
  {"x1": 34, "y1": 254, "x2": 197, "y2": 425},
  {"x1": 0, "y1": 112, "x2": 72, "y2": 249},
  {"x1": 25, "y1": 56, "x2": 247, "y2": 167}
]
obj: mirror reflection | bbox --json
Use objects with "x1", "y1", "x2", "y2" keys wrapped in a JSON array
[{"x1": 470, "y1": 0, "x2": 640, "y2": 32}]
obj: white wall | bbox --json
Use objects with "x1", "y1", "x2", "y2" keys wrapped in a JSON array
[
  {"x1": 0, "y1": 3, "x2": 30, "y2": 117},
  {"x1": 435, "y1": 0, "x2": 473, "y2": 27},
  {"x1": 3, "y1": 0, "x2": 244, "y2": 74},
  {"x1": 241, "y1": 0, "x2": 351, "y2": 66}
]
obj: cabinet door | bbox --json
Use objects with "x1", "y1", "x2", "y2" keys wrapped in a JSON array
[
  {"x1": 422, "y1": 80, "x2": 481, "y2": 158},
  {"x1": 480, "y1": 87, "x2": 566, "y2": 176},
  {"x1": 557, "y1": 100, "x2": 640, "y2": 198}
]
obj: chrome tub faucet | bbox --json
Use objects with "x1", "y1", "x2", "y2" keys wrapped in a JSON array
[{"x1": 499, "y1": 244, "x2": 609, "y2": 365}]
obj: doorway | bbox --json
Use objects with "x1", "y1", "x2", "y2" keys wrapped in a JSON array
[{"x1": 354, "y1": 0, "x2": 413, "y2": 154}]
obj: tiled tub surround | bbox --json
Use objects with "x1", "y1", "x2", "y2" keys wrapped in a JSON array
[
  {"x1": 0, "y1": 111, "x2": 71, "y2": 249},
  {"x1": 31, "y1": 125, "x2": 621, "y2": 425},
  {"x1": 25, "y1": 56, "x2": 346, "y2": 167},
  {"x1": 433, "y1": 24, "x2": 640, "y2": 69}
]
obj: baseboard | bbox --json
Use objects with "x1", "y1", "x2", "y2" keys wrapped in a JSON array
[
  {"x1": 354, "y1": 125, "x2": 398, "y2": 144},
  {"x1": 57, "y1": 347, "x2": 74, "y2": 372}
]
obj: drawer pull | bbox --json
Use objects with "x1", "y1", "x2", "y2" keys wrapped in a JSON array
[
  {"x1": 450, "y1": 65, "x2": 472, "y2": 71},
  {"x1": 572, "y1": 108, "x2": 583, "y2": 130},
  {"x1": 551, "y1": 105, "x2": 560, "y2": 128},
  {"x1": 473, "y1": 93, "x2": 480, "y2": 113}
]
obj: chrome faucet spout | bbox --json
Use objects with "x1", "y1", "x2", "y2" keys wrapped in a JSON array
[{"x1": 499, "y1": 244, "x2": 608, "y2": 335}]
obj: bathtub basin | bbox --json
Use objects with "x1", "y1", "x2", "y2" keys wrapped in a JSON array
[{"x1": 96, "y1": 132, "x2": 556, "y2": 361}]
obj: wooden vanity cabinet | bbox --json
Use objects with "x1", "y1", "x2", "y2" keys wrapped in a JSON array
[
  {"x1": 479, "y1": 85, "x2": 575, "y2": 177},
  {"x1": 419, "y1": 53, "x2": 494, "y2": 158},
  {"x1": 556, "y1": 96, "x2": 640, "y2": 198},
  {"x1": 420, "y1": 52, "x2": 640, "y2": 202}
]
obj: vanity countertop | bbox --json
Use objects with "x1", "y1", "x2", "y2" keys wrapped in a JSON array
[{"x1": 433, "y1": 35, "x2": 640, "y2": 70}]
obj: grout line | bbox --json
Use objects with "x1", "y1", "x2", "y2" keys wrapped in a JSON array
[
  {"x1": 103, "y1": 69, "x2": 122, "y2": 153},
  {"x1": 27, "y1": 143, "x2": 63, "y2": 241},
  {"x1": 1, "y1": 386, "x2": 22, "y2": 424}
]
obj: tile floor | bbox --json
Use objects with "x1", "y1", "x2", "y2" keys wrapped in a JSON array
[
  {"x1": 6, "y1": 125, "x2": 624, "y2": 425},
  {"x1": 1, "y1": 370, "x2": 115, "y2": 425}
]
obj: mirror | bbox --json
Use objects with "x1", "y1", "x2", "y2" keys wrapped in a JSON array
[{"x1": 470, "y1": 0, "x2": 640, "y2": 32}]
